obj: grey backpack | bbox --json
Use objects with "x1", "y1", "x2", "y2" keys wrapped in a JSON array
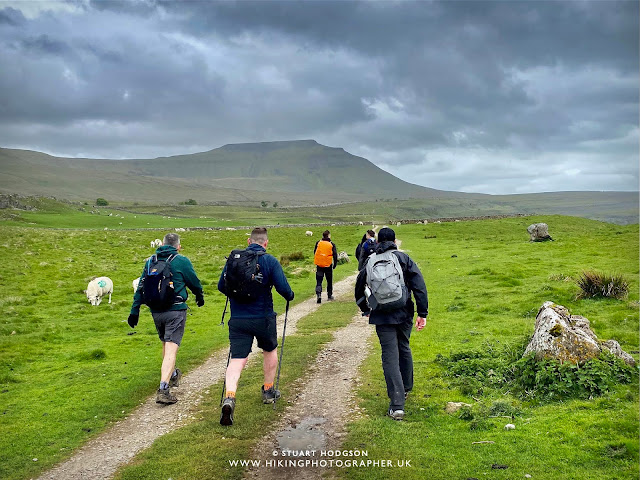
[{"x1": 365, "y1": 250, "x2": 408, "y2": 311}]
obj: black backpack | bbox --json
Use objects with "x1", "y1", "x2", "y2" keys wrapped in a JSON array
[
  {"x1": 142, "y1": 254, "x2": 177, "y2": 311},
  {"x1": 223, "y1": 249, "x2": 265, "y2": 303}
]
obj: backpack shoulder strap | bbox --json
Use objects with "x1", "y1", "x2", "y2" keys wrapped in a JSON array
[{"x1": 145, "y1": 255, "x2": 157, "y2": 275}]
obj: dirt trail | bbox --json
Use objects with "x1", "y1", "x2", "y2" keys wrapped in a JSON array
[
  {"x1": 38, "y1": 272, "x2": 359, "y2": 480},
  {"x1": 244, "y1": 312, "x2": 373, "y2": 480}
]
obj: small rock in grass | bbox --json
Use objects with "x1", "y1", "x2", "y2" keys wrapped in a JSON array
[
  {"x1": 505, "y1": 423, "x2": 516, "y2": 430},
  {"x1": 525, "y1": 475, "x2": 532, "y2": 479},
  {"x1": 445, "y1": 401, "x2": 472, "y2": 414}
]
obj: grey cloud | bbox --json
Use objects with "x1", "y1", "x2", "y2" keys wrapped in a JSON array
[{"x1": 0, "y1": 0, "x2": 636, "y2": 193}]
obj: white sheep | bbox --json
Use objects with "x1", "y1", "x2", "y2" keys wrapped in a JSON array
[
  {"x1": 305, "y1": 230, "x2": 313, "y2": 236},
  {"x1": 86, "y1": 277, "x2": 113, "y2": 306},
  {"x1": 225, "y1": 227, "x2": 236, "y2": 231},
  {"x1": 152, "y1": 239, "x2": 162, "y2": 247},
  {"x1": 396, "y1": 221, "x2": 402, "y2": 226},
  {"x1": 175, "y1": 227, "x2": 186, "y2": 232},
  {"x1": 132, "y1": 277, "x2": 140, "y2": 292},
  {"x1": 358, "y1": 221, "x2": 364, "y2": 226}
]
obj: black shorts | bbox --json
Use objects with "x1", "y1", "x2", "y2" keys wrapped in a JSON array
[
  {"x1": 151, "y1": 310, "x2": 187, "y2": 346},
  {"x1": 228, "y1": 315, "x2": 278, "y2": 359}
]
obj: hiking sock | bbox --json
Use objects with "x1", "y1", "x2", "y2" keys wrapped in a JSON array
[
  {"x1": 226, "y1": 390, "x2": 236, "y2": 399},
  {"x1": 263, "y1": 383, "x2": 274, "y2": 391},
  {"x1": 160, "y1": 381, "x2": 169, "y2": 390}
]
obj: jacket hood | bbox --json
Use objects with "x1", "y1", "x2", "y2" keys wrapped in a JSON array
[
  {"x1": 375, "y1": 241, "x2": 397, "y2": 254},
  {"x1": 247, "y1": 243, "x2": 266, "y2": 252},
  {"x1": 155, "y1": 245, "x2": 179, "y2": 258}
]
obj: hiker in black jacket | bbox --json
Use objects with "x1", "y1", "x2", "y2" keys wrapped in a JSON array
[
  {"x1": 357, "y1": 229, "x2": 376, "y2": 271},
  {"x1": 354, "y1": 227, "x2": 428, "y2": 420}
]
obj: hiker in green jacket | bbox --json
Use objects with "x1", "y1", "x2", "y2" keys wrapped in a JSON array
[{"x1": 128, "y1": 233, "x2": 204, "y2": 405}]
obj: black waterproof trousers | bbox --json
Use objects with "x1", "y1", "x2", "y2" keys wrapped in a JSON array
[
  {"x1": 375, "y1": 322, "x2": 414, "y2": 411},
  {"x1": 315, "y1": 266, "x2": 333, "y2": 297}
]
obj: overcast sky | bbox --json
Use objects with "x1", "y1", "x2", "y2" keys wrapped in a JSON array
[{"x1": 0, "y1": 0, "x2": 637, "y2": 194}]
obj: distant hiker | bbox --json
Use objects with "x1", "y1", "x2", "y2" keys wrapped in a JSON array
[
  {"x1": 354, "y1": 227, "x2": 428, "y2": 421},
  {"x1": 357, "y1": 229, "x2": 377, "y2": 271},
  {"x1": 355, "y1": 233, "x2": 367, "y2": 262},
  {"x1": 217, "y1": 227, "x2": 294, "y2": 426},
  {"x1": 128, "y1": 233, "x2": 205, "y2": 405},
  {"x1": 314, "y1": 229, "x2": 338, "y2": 303}
]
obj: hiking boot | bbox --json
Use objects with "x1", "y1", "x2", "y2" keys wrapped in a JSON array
[
  {"x1": 327, "y1": 295, "x2": 335, "y2": 301},
  {"x1": 169, "y1": 368, "x2": 182, "y2": 388},
  {"x1": 156, "y1": 388, "x2": 178, "y2": 405},
  {"x1": 388, "y1": 409, "x2": 405, "y2": 421},
  {"x1": 220, "y1": 397, "x2": 236, "y2": 426},
  {"x1": 317, "y1": 294, "x2": 322, "y2": 304},
  {"x1": 262, "y1": 385, "x2": 281, "y2": 404}
]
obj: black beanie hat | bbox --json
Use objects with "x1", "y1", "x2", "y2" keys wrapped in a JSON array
[{"x1": 378, "y1": 227, "x2": 395, "y2": 242}]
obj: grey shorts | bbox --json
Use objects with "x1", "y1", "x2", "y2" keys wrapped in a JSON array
[{"x1": 151, "y1": 310, "x2": 187, "y2": 346}]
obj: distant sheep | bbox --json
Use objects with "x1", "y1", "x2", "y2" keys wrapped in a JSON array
[
  {"x1": 358, "y1": 221, "x2": 364, "y2": 226},
  {"x1": 132, "y1": 277, "x2": 140, "y2": 292},
  {"x1": 152, "y1": 239, "x2": 162, "y2": 248},
  {"x1": 86, "y1": 277, "x2": 113, "y2": 306},
  {"x1": 396, "y1": 222, "x2": 401, "y2": 226},
  {"x1": 305, "y1": 230, "x2": 313, "y2": 236},
  {"x1": 175, "y1": 227, "x2": 186, "y2": 232},
  {"x1": 225, "y1": 227, "x2": 236, "y2": 231}
]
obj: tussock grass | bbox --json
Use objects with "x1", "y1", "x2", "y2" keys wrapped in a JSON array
[{"x1": 576, "y1": 270, "x2": 629, "y2": 300}]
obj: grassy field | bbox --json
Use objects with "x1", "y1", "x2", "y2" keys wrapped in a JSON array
[
  {"x1": 0, "y1": 223, "x2": 362, "y2": 480},
  {"x1": 339, "y1": 216, "x2": 639, "y2": 479},
  {"x1": 0, "y1": 212, "x2": 638, "y2": 480}
]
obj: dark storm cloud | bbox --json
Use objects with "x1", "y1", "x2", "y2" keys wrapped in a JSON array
[{"x1": 0, "y1": 0, "x2": 636, "y2": 193}]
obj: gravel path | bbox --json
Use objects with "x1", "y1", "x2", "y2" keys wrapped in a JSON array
[
  {"x1": 243, "y1": 312, "x2": 373, "y2": 480},
  {"x1": 37, "y1": 272, "x2": 359, "y2": 480}
]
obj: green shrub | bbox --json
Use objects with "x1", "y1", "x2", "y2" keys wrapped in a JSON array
[
  {"x1": 185, "y1": 199, "x2": 197, "y2": 205},
  {"x1": 576, "y1": 270, "x2": 629, "y2": 300},
  {"x1": 95, "y1": 198, "x2": 109, "y2": 206},
  {"x1": 436, "y1": 342, "x2": 638, "y2": 403}
]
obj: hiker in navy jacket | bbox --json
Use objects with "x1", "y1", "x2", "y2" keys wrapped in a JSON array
[
  {"x1": 354, "y1": 227, "x2": 428, "y2": 420},
  {"x1": 217, "y1": 227, "x2": 294, "y2": 426}
]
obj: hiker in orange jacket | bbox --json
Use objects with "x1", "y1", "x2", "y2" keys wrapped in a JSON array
[{"x1": 313, "y1": 230, "x2": 338, "y2": 303}]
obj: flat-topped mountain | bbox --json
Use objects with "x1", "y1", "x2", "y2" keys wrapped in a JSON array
[{"x1": 0, "y1": 141, "x2": 637, "y2": 224}]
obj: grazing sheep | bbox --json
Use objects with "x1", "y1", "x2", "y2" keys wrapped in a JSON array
[
  {"x1": 175, "y1": 227, "x2": 186, "y2": 232},
  {"x1": 305, "y1": 231, "x2": 313, "y2": 236},
  {"x1": 358, "y1": 221, "x2": 364, "y2": 226},
  {"x1": 132, "y1": 277, "x2": 140, "y2": 292},
  {"x1": 152, "y1": 239, "x2": 162, "y2": 247},
  {"x1": 86, "y1": 277, "x2": 113, "y2": 306},
  {"x1": 396, "y1": 222, "x2": 401, "y2": 226},
  {"x1": 225, "y1": 227, "x2": 236, "y2": 231}
]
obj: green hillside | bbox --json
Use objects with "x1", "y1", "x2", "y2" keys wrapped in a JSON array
[{"x1": 0, "y1": 142, "x2": 637, "y2": 224}]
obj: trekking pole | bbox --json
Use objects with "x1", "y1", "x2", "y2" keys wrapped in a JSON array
[
  {"x1": 273, "y1": 300, "x2": 290, "y2": 411},
  {"x1": 220, "y1": 349, "x2": 231, "y2": 407},
  {"x1": 219, "y1": 296, "x2": 229, "y2": 326}
]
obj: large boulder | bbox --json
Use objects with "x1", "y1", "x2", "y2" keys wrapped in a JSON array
[
  {"x1": 523, "y1": 302, "x2": 636, "y2": 366},
  {"x1": 527, "y1": 223, "x2": 553, "y2": 242},
  {"x1": 337, "y1": 251, "x2": 350, "y2": 264}
]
